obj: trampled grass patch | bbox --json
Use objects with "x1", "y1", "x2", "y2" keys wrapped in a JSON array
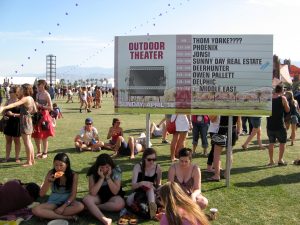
[{"x1": 1, "y1": 96, "x2": 300, "y2": 225}]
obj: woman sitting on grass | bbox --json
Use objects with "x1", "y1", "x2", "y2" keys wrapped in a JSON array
[
  {"x1": 126, "y1": 148, "x2": 162, "y2": 219},
  {"x1": 32, "y1": 152, "x2": 84, "y2": 221},
  {"x1": 83, "y1": 153, "x2": 125, "y2": 225},
  {"x1": 168, "y1": 148, "x2": 208, "y2": 209},
  {"x1": 106, "y1": 118, "x2": 143, "y2": 159},
  {"x1": 159, "y1": 182, "x2": 210, "y2": 225}
]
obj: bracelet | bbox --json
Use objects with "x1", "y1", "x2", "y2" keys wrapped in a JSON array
[
  {"x1": 65, "y1": 200, "x2": 72, "y2": 206},
  {"x1": 106, "y1": 176, "x2": 111, "y2": 180}
]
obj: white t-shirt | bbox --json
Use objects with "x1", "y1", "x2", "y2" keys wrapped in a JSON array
[{"x1": 79, "y1": 127, "x2": 99, "y2": 143}]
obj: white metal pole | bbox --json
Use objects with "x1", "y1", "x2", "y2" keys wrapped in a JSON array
[
  {"x1": 225, "y1": 116, "x2": 233, "y2": 187},
  {"x1": 146, "y1": 113, "x2": 150, "y2": 148}
]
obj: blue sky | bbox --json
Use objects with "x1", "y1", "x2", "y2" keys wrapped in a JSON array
[{"x1": 1, "y1": 0, "x2": 300, "y2": 76}]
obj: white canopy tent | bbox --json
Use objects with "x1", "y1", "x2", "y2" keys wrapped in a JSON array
[
  {"x1": 0, "y1": 76, "x2": 37, "y2": 85},
  {"x1": 280, "y1": 65, "x2": 292, "y2": 84}
]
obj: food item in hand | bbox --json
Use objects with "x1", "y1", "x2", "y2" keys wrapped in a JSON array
[{"x1": 54, "y1": 171, "x2": 64, "y2": 178}]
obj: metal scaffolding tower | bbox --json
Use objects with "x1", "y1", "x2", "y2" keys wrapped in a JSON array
[{"x1": 46, "y1": 54, "x2": 56, "y2": 85}]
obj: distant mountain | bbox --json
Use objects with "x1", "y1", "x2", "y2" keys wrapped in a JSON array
[{"x1": 21, "y1": 66, "x2": 114, "y2": 82}]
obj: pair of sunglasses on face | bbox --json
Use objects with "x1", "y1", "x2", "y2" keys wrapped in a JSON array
[{"x1": 146, "y1": 158, "x2": 156, "y2": 162}]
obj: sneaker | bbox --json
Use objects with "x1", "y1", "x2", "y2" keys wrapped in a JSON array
[
  {"x1": 162, "y1": 140, "x2": 169, "y2": 144},
  {"x1": 240, "y1": 131, "x2": 247, "y2": 136}
]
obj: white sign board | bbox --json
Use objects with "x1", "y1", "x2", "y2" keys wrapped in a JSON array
[{"x1": 114, "y1": 35, "x2": 273, "y2": 115}]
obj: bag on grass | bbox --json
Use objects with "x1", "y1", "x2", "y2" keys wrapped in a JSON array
[{"x1": 129, "y1": 191, "x2": 150, "y2": 219}]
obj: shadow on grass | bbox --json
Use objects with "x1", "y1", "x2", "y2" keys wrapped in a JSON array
[
  {"x1": 123, "y1": 129, "x2": 144, "y2": 134},
  {"x1": 230, "y1": 165, "x2": 273, "y2": 175},
  {"x1": 234, "y1": 172, "x2": 300, "y2": 187},
  {"x1": 0, "y1": 163, "x2": 22, "y2": 169}
]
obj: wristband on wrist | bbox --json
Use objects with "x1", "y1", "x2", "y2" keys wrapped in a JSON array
[{"x1": 65, "y1": 200, "x2": 72, "y2": 206}]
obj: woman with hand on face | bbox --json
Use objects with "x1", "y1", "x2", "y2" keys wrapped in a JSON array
[
  {"x1": 83, "y1": 154, "x2": 125, "y2": 225},
  {"x1": 32, "y1": 153, "x2": 84, "y2": 221},
  {"x1": 126, "y1": 148, "x2": 162, "y2": 219},
  {"x1": 168, "y1": 148, "x2": 208, "y2": 210},
  {"x1": 32, "y1": 80, "x2": 54, "y2": 159},
  {"x1": 0, "y1": 83, "x2": 37, "y2": 167}
]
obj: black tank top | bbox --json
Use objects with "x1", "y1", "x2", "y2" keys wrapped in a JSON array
[
  {"x1": 137, "y1": 163, "x2": 158, "y2": 184},
  {"x1": 267, "y1": 96, "x2": 285, "y2": 130}
]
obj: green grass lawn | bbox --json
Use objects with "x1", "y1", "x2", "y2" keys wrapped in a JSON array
[{"x1": 1, "y1": 96, "x2": 300, "y2": 225}]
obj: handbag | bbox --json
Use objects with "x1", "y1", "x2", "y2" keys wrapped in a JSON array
[
  {"x1": 0, "y1": 116, "x2": 8, "y2": 132},
  {"x1": 32, "y1": 112, "x2": 43, "y2": 125},
  {"x1": 166, "y1": 115, "x2": 177, "y2": 134},
  {"x1": 211, "y1": 134, "x2": 227, "y2": 147}
]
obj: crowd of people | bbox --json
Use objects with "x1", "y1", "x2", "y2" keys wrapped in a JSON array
[
  {"x1": 0, "y1": 150, "x2": 209, "y2": 225},
  {"x1": 0, "y1": 82, "x2": 299, "y2": 225}
]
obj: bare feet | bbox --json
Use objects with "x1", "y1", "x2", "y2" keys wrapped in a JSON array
[
  {"x1": 22, "y1": 163, "x2": 33, "y2": 167},
  {"x1": 102, "y1": 217, "x2": 112, "y2": 225}
]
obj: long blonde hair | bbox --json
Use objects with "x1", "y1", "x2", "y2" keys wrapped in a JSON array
[{"x1": 159, "y1": 182, "x2": 210, "y2": 225}]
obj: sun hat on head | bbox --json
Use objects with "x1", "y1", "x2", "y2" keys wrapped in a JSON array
[{"x1": 85, "y1": 118, "x2": 93, "y2": 124}]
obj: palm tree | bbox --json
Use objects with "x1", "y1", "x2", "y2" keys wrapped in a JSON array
[
  {"x1": 90, "y1": 78, "x2": 94, "y2": 86},
  {"x1": 60, "y1": 79, "x2": 65, "y2": 86},
  {"x1": 233, "y1": 91, "x2": 238, "y2": 102},
  {"x1": 256, "y1": 91, "x2": 262, "y2": 103},
  {"x1": 73, "y1": 80, "x2": 78, "y2": 87},
  {"x1": 99, "y1": 78, "x2": 104, "y2": 87},
  {"x1": 104, "y1": 78, "x2": 108, "y2": 87}
]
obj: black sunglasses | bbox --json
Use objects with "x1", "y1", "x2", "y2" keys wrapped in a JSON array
[
  {"x1": 146, "y1": 158, "x2": 156, "y2": 162},
  {"x1": 85, "y1": 123, "x2": 92, "y2": 125}
]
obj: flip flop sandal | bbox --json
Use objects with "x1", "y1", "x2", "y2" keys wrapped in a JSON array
[
  {"x1": 278, "y1": 161, "x2": 287, "y2": 166},
  {"x1": 118, "y1": 218, "x2": 129, "y2": 225},
  {"x1": 129, "y1": 218, "x2": 138, "y2": 225}
]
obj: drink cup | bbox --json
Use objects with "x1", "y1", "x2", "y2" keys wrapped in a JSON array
[{"x1": 210, "y1": 208, "x2": 218, "y2": 220}]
